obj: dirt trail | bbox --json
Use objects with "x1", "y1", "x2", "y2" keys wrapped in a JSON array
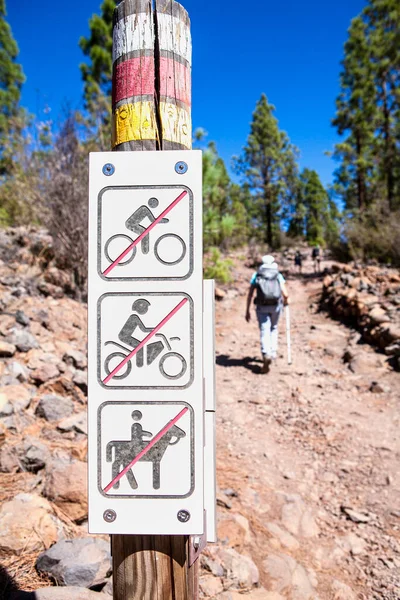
[{"x1": 214, "y1": 256, "x2": 400, "y2": 599}]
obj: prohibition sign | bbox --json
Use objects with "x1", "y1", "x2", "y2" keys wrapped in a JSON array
[
  {"x1": 102, "y1": 189, "x2": 188, "y2": 276},
  {"x1": 102, "y1": 297, "x2": 188, "y2": 384},
  {"x1": 103, "y1": 406, "x2": 189, "y2": 493}
]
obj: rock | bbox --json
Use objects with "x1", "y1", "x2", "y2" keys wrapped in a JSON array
[
  {"x1": 31, "y1": 363, "x2": 60, "y2": 384},
  {"x1": 8, "y1": 360, "x2": 30, "y2": 382},
  {"x1": 218, "y1": 513, "x2": 252, "y2": 548},
  {"x1": 44, "y1": 459, "x2": 87, "y2": 521},
  {"x1": 15, "y1": 310, "x2": 30, "y2": 326},
  {"x1": 0, "y1": 399, "x2": 13, "y2": 417},
  {"x1": 36, "y1": 537, "x2": 111, "y2": 588},
  {"x1": 20, "y1": 438, "x2": 50, "y2": 473},
  {"x1": 369, "y1": 307, "x2": 390, "y2": 325},
  {"x1": 1, "y1": 384, "x2": 32, "y2": 412},
  {"x1": 369, "y1": 381, "x2": 388, "y2": 393},
  {"x1": 199, "y1": 574, "x2": 224, "y2": 597},
  {"x1": 35, "y1": 394, "x2": 74, "y2": 422},
  {"x1": 219, "y1": 591, "x2": 284, "y2": 600},
  {"x1": 339, "y1": 533, "x2": 367, "y2": 556},
  {"x1": 267, "y1": 522, "x2": 300, "y2": 550},
  {"x1": 341, "y1": 506, "x2": 371, "y2": 523},
  {"x1": 0, "y1": 493, "x2": 64, "y2": 554},
  {"x1": 216, "y1": 547, "x2": 259, "y2": 589},
  {"x1": 263, "y1": 553, "x2": 316, "y2": 600},
  {"x1": 58, "y1": 411, "x2": 88, "y2": 435},
  {"x1": 73, "y1": 369, "x2": 88, "y2": 393},
  {"x1": 215, "y1": 287, "x2": 226, "y2": 301},
  {"x1": 0, "y1": 340, "x2": 16, "y2": 357},
  {"x1": 63, "y1": 348, "x2": 87, "y2": 369},
  {"x1": 330, "y1": 579, "x2": 357, "y2": 600},
  {"x1": 0, "y1": 444, "x2": 20, "y2": 472},
  {"x1": 280, "y1": 494, "x2": 319, "y2": 538},
  {"x1": 201, "y1": 552, "x2": 225, "y2": 578},
  {"x1": 35, "y1": 588, "x2": 110, "y2": 600},
  {"x1": 9, "y1": 330, "x2": 38, "y2": 352}
]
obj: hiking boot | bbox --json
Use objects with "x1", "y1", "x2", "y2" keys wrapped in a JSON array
[{"x1": 261, "y1": 355, "x2": 271, "y2": 374}]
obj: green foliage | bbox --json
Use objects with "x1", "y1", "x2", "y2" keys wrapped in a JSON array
[
  {"x1": 203, "y1": 247, "x2": 234, "y2": 284},
  {"x1": 288, "y1": 169, "x2": 339, "y2": 247},
  {"x1": 79, "y1": 0, "x2": 115, "y2": 148},
  {"x1": 332, "y1": 0, "x2": 400, "y2": 211},
  {"x1": 0, "y1": 0, "x2": 25, "y2": 173},
  {"x1": 237, "y1": 94, "x2": 299, "y2": 248},
  {"x1": 198, "y1": 135, "x2": 252, "y2": 251}
]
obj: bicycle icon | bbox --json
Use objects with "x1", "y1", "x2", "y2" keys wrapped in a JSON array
[
  {"x1": 104, "y1": 333, "x2": 187, "y2": 381},
  {"x1": 104, "y1": 196, "x2": 187, "y2": 267}
]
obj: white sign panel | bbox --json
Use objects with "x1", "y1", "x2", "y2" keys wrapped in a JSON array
[{"x1": 88, "y1": 151, "x2": 204, "y2": 535}]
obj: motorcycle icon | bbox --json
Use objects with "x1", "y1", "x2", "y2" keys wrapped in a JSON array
[{"x1": 104, "y1": 333, "x2": 187, "y2": 381}]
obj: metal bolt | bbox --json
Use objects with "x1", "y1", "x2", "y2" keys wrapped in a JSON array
[
  {"x1": 177, "y1": 509, "x2": 191, "y2": 523},
  {"x1": 175, "y1": 161, "x2": 188, "y2": 175},
  {"x1": 102, "y1": 163, "x2": 115, "y2": 176},
  {"x1": 103, "y1": 509, "x2": 117, "y2": 523}
]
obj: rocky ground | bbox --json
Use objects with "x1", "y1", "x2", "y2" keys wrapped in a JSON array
[{"x1": 0, "y1": 229, "x2": 399, "y2": 599}]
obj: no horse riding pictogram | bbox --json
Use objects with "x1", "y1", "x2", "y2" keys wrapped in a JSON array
[{"x1": 98, "y1": 402, "x2": 194, "y2": 498}]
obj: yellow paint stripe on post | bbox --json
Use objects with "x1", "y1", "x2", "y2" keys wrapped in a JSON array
[
  {"x1": 160, "y1": 101, "x2": 192, "y2": 149},
  {"x1": 112, "y1": 101, "x2": 158, "y2": 147}
]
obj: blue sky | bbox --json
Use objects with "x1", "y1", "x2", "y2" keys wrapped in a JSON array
[{"x1": 8, "y1": 0, "x2": 366, "y2": 187}]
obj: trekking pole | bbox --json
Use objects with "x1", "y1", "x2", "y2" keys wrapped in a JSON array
[{"x1": 285, "y1": 306, "x2": 292, "y2": 365}]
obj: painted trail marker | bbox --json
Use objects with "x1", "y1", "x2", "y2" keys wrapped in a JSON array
[{"x1": 88, "y1": 150, "x2": 208, "y2": 536}]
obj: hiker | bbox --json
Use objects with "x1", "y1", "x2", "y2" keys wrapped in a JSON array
[
  {"x1": 245, "y1": 255, "x2": 289, "y2": 373},
  {"x1": 312, "y1": 245, "x2": 321, "y2": 273},
  {"x1": 294, "y1": 250, "x2": 302, "y2": 274}
]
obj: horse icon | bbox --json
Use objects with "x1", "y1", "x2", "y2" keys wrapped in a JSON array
[{"x1": 105, "y1": 411, "x2": 186, "y2": 490}]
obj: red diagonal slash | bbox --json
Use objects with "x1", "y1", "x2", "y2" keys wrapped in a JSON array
[
  {"x1": 102, "y1": 297, "x2": 188, "y2": 384},
  {"x1": 102, "y1": 189, "x2": 188, "y2": 276},
  {"x1": 103, "y1": 406, "x2": 188, "y2": 493}
]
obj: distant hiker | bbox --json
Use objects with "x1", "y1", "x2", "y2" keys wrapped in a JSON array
[
  {"x1": 245, "y1": 255, "x2": 289, "y2": 373},
  {"x1": 312, "y1": 245, "x2": 321, "y2": 273},
  {"x1": 294, "y1": 250, "x2": 302, "y2": 274}
]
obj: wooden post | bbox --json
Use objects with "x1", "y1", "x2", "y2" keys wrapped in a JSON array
[{"x1": 110, "y1": 0, "x2": 197, "y2": 598}]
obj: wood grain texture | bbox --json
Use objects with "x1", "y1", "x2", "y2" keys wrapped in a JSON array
[
  {"x1": 111, "y1": 2, "x2": 197, "y2": 597},
  {"x1": 155, "y1": 0, "x2": 192, "y2": 150}
]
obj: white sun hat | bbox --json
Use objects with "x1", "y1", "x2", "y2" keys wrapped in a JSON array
[{"x1": 262, "y1": 254, "x2": 275, "y2": 264}]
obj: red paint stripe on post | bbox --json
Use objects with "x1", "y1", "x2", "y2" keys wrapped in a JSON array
[
  {"x1": 159, "y1": 57, "x2": 191, "y2": 106},
  {"x1": 112, "y1": 56, "x2": 155, "y2": 105},
  {"x1": 103, "y1": 407, "x2": 189, "y2": 493},
  {"x1": 102, "y1": 297, "x2": 188, "y2": 384},
  {"x1": 102, "y1": 189, "x2": 188, "y2": 276}
]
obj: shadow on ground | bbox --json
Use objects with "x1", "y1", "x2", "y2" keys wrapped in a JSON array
[{"x1": 216, "y1": 354, "x2": 264, "y2": 374}]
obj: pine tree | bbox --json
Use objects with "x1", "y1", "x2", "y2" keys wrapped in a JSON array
[
  {"x1": 0, "y1": 0, "x2": 25, "y2": 173},
  {"x1": 79, "y1": 0, "x2": 115, "y2": 147},
  {"x1": 238, "y1": 94, "x2": 299, "y2": 247},
  {"x1": 363, "y1": 0, "x2": 400, "y2": 209},
  {"x1": 332, "y1": 16, "x2": 377, "y2": 211}
]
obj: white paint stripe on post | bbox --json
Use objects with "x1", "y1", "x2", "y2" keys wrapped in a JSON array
[
  {"x1": 113, "y1": 12, "x2": 155, "y2": 62},
  {"x1": 157, "y1": 13, "x2": 192, "y2": 65}
]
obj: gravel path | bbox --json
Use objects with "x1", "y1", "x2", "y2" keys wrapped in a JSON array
[{"x1": 214, "y1": 256, "x2": 400, "y2": 599}]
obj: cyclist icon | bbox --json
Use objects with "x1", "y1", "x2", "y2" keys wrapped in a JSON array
[{"x1": 104, "y1": 196, "x2": 187, "y2": 268}]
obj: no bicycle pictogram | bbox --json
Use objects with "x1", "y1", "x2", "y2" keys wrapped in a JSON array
[
  {"x1": 98, "y1": 185, "x2": 193, "y2": 280},
  {"x1": 98, "y1": 402, "x2": 194, "y2": 498},
  {"x1": 98, "y1": 292, "x2": 194, "y2": 389}
]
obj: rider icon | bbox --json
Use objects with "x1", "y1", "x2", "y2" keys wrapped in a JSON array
[
  {"x1": 125, "y1": 197, "x2": 169, "y2": 255},
  {"x1": 118, "y1": 299, "x2": 164, "y2": 368},
  {"x1": 130, "y1": 410, "x2": 152, "y2": 455}
]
